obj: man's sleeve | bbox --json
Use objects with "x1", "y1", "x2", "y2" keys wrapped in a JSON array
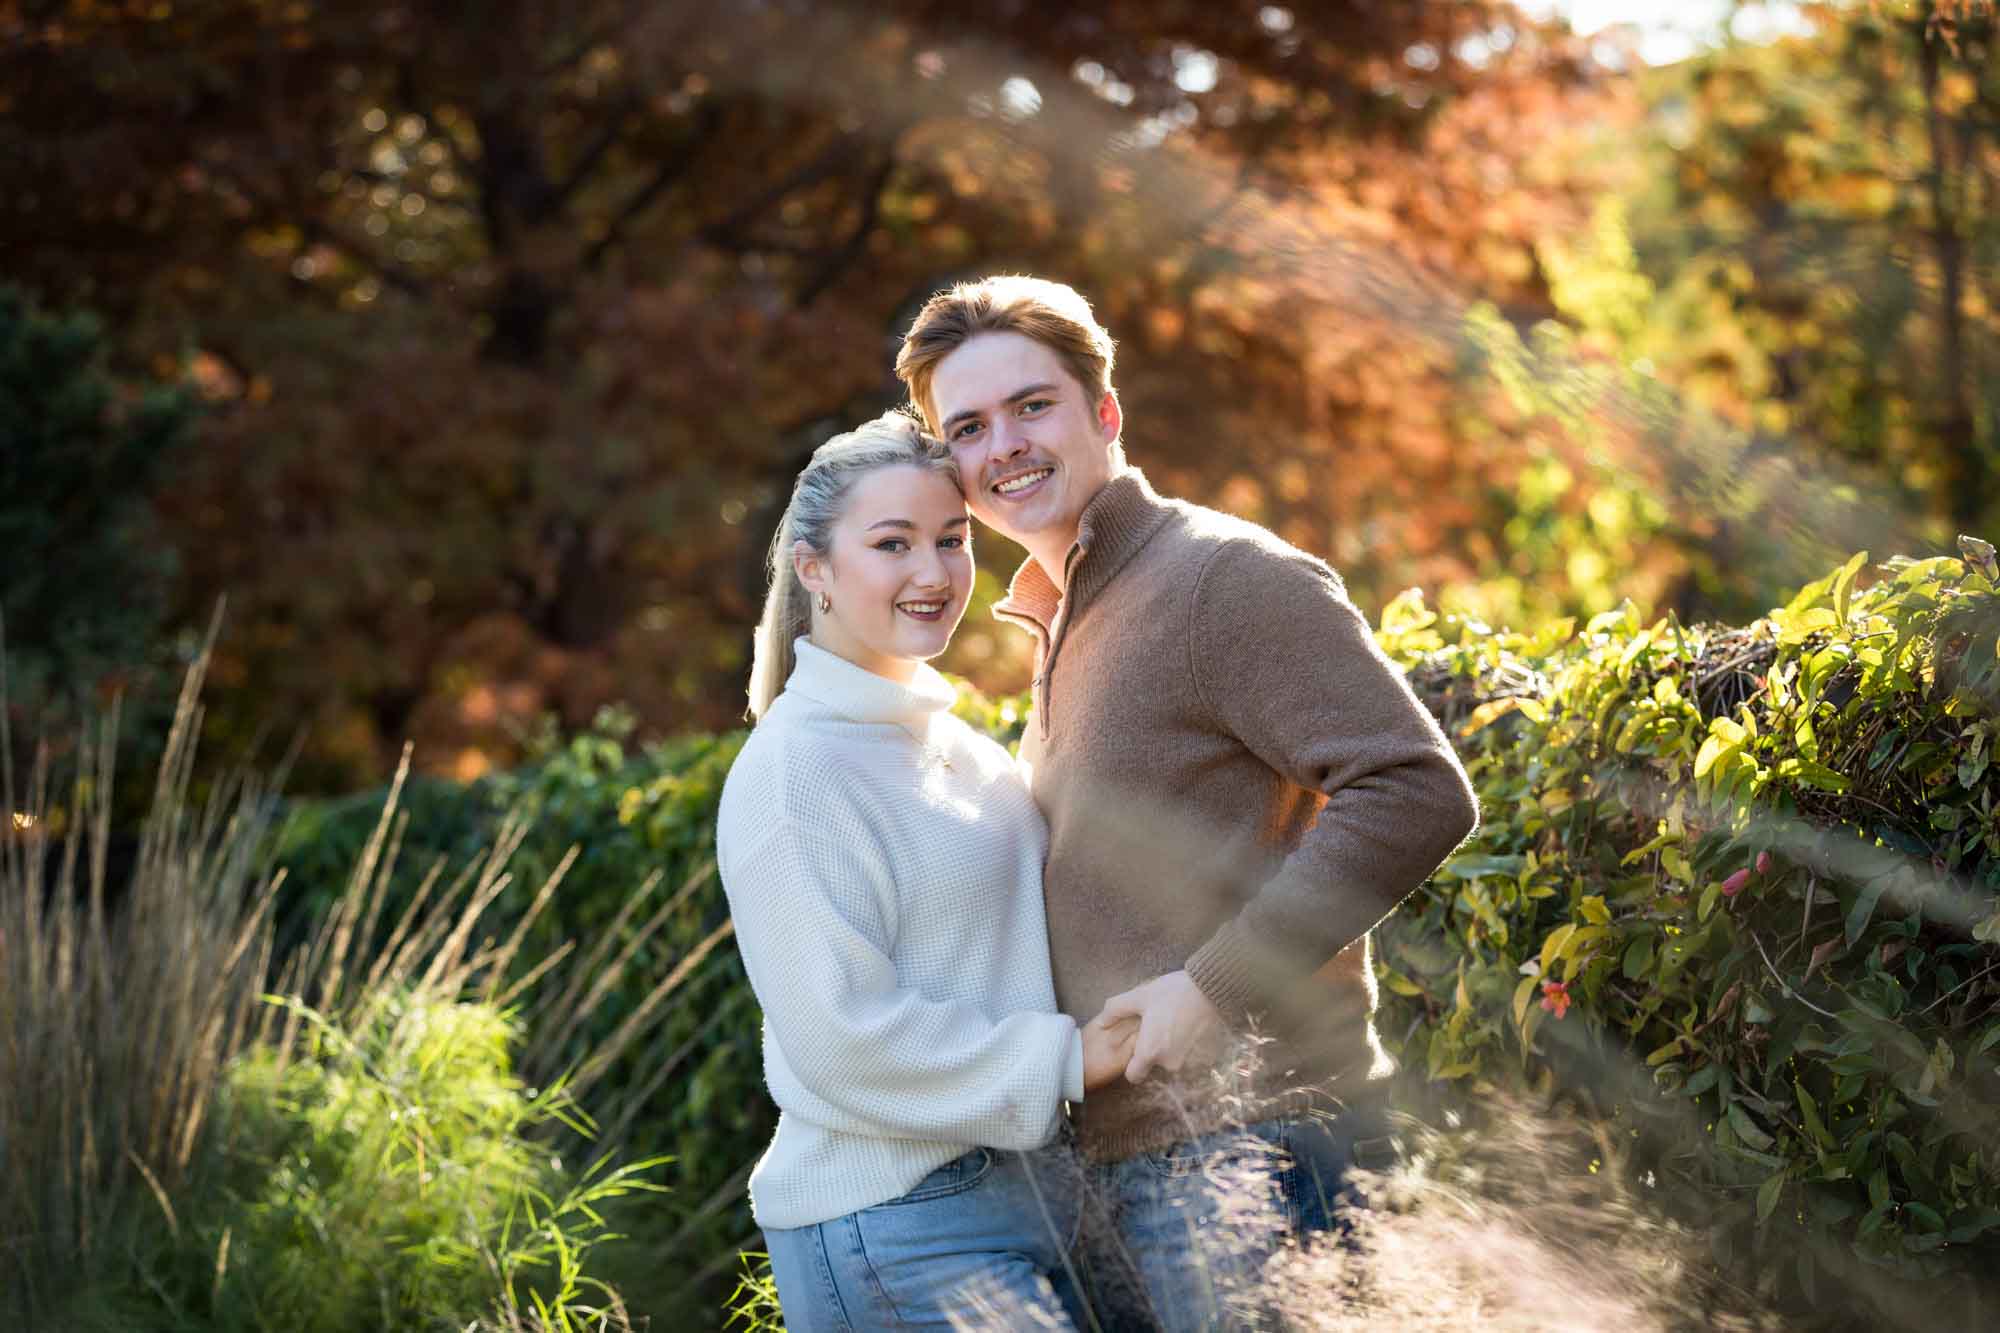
[{"x1": 1182, "y1": 538, "x2": 1480, "y2": 1024}]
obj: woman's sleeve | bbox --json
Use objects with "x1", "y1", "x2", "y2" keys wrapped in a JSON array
[{"x1": 721, "y1": 817, "x2": 1082, "y2": 1150}]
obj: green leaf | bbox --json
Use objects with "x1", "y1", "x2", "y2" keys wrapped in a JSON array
[
  {"x1": 1795, "y1": 1083, "x2": 1833, "y2": 1148},
  {"x1": 1513, "y1": 974, "x2": 1539, "y2": 1029},
  {"x1": 1757, "y1": 1170, "x2": 1787, "y2": 1224},
  {"x1": 1831, "y1": 550, "x2": 1869, "y2": 626},
  {"x1": 1846, "y1": 878, "x2": 1891, "y2": 947},
  {"x1": 1775, "y1": 756, "x2": 1851, "y2": 792},
  {"x1": 1645, "y1": 1038, "x2": 1686, "y2": 1066},
  {"x1": 1727, "y1": 1102, "x2": 1776, "y2": 1151},
  {"x1": 1622, "y1": 935, "x2": 1655, "y2": 979},
  {"x1": 1693, "y1": 735, "x2": 1728, "y2": 781}
]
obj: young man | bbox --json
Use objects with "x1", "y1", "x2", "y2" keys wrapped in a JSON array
[{"x1": 896, "y1": 275, "x2": 1481, "y2": 1329}]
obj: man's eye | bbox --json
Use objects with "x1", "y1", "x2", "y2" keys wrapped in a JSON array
[
  {"x1": 1021, "y1": 399, "x2": 1051, "y2": 415},
  {"x1": 952, "y1": 421, "x2": 982, "y2": 440}
]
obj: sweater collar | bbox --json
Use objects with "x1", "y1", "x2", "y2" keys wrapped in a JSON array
[
  {"x1": 783, "y1": 637, "x2": 957, "y2": 726},
  {"x1": 994, "y1": 468, "x2": 1174, "y2": 635}
]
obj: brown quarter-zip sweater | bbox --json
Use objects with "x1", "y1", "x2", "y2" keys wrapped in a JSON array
[{"x1": 995, "y1": 469, "x2": 1479, "y2": 1162}]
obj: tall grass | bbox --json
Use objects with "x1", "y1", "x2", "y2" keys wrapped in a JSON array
[
  {"x1": 0, "y1": 623, "x2": 720, "y2": 1329},
  {"x1": 1, "y1": 619, "x2": 285, "y2": 1320}
]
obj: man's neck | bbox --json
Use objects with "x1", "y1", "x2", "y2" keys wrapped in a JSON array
[
  {"x1": 1018, "y1": 470, "x2": 1126, "y2": 589},
  {"x1": 1020, "y1": 527, "x2": 1082, "y2": 590}
]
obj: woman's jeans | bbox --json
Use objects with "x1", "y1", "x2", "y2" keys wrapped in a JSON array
[{"x1": 762, "y1": 1143, "x2": 1088, "y2": 1331}]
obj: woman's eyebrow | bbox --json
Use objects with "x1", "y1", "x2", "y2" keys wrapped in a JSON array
[{"x1": 865, "y1": 515, "x2": 971, "y2": 532}]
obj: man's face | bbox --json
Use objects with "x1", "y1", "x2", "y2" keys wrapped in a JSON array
[{"x1": 928, "y1": 331, "x2": 1120, "y2": 555}]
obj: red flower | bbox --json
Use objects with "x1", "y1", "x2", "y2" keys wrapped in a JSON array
[
  {"x1": 1755, "y1": 851, "x2": 1773, "y2": 876},
  {"x1": 1540, "y1": 979, "x2": 1572, "y2": 1019},
  {"x1": 1720, "y1": 867, "x2": 1752, "y2": 898}
]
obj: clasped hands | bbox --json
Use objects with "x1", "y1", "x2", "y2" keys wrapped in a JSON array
[{"x1": 1078, "y1": 969, "x2": 1223, "y2": 1093}]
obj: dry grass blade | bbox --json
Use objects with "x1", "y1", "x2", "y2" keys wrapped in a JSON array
[
  {"x1": 565, "y1": 916, "x2": 734, "y2": 1103},
  {"x1": 480, "y1": 844, "x2": 581, "y2": 1005},
  {"x1": 529, "y1": 866, "x2": 664, "y2": 1035}
]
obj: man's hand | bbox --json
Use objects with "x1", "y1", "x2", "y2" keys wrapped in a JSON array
[
  {"x1": 1081, "y1": 1012, "x2": 1140, "y2": 1092},
  {"x1": 1098, "y1": 970, "x2": 1224, "y2": 1083}
]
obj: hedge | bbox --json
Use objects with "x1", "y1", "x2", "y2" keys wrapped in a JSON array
[{"x1": 1373, "y1": 546, "x2": 2000, "y2": 1320}]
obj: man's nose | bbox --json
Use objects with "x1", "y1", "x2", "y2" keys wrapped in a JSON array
[{"x1": 989, "y1": 415, "x2": 1029, "y2": 459}]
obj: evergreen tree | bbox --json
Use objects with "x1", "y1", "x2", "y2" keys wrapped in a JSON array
[{"x1": 0, "y1": 285, "x2": 195, "y2": 716}]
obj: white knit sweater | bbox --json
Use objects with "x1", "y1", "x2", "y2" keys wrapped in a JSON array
[{"x1": 717, "y1": 639, "x2": 1084, "y2": 1230}]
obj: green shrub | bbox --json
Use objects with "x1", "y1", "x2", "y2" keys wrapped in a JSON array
[
  {"x1": 146, "y1": 992, "x2": 661, "y2": 1333},
  {"x1": 1373, "y1": 547, "x2": 2000, "y2": 1321}
]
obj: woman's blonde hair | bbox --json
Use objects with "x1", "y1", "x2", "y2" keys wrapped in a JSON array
[{"x1": 747, "y1": 411, "x2": 959, "y2": 720}]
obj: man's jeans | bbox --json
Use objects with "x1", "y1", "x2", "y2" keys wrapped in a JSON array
[
  {"x1": 763, "y1": 1143, "x2": 1088, "y2": 1330},
  {"x1": 1075, "y1": 1103, "x2": 1395, "y2": 1332}
]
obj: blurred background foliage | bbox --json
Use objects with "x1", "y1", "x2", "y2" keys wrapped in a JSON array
[{"x1": 5, "y1": 0, "x2": 1990, "y2": 791}]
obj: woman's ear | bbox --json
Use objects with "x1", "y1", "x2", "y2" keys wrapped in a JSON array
[{"x1": 793, "y1": 539, "x2": 827, "y2": 597}]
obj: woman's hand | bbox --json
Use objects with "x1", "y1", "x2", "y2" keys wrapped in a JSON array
[{"x1": 1081, "y1": 1011, "x2": 1140, "y2": 1092}]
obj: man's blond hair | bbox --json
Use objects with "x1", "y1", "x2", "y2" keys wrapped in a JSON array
[{"x1": 895, "y1": 276, "x2": 1120, "y2": 459}]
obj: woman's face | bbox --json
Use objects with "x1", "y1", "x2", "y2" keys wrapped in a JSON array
[{"x1": 798, "y1": 464, "x2": 973, "y2": 682}]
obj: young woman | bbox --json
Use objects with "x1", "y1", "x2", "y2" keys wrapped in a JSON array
[{"x1": 716, "y1": 412, "x2": 1132, "y2": 1331}]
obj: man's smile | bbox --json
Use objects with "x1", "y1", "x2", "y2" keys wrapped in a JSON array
[{"x1": 992, "y1": 466, "x2": 1054, "y2": 498}]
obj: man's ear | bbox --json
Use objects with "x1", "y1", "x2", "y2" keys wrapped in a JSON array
[
  {"x1": 793, "y1": 540, "x2": 828, "y2": 598},
  {"x1": 1095, "y1": 389, "x2": 1123, "y2": 445}
]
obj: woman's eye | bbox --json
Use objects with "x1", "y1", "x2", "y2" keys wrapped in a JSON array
[
  {"x1": 876, "y1": 539, "x2": 907, "y2": 553},
  {"x1": 940, "y1": 535, "x2": 965, "y2": 550}
]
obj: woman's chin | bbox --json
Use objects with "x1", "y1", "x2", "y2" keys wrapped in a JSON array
[{"x1": 896, "y1": 625, "x2": 959, "y2": 662}]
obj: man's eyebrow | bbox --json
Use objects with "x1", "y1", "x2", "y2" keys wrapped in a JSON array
[{"x1": 938, "y1": 382, "x2": 1062, "y2": 432}]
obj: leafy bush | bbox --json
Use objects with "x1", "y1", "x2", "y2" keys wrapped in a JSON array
[
  {"x1": 1373, "y1": 547, "x2": 2000, "y2": 1322},
  {"x1": 149, "y1": 993, "x2": 660, "y2": 1333}
]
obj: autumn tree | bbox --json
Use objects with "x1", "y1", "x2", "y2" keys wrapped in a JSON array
[{"x1": 3, "y1": 1, "x2": 1615, "y2": 786}]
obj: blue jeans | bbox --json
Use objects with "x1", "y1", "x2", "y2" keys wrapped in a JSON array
[
  {"x1": 1075, "y1": 1104, "x2": 1395, "y2": 1332},
  {"x1": 762, "y1": 1143, "x2": 1088, "y2": 1330}
]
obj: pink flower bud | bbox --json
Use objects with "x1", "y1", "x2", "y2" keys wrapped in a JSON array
[
  {"x1": 1756, "y1": 851, "x2": 1773, "y2": 876},
  {"x1": 1720, "y1": 868, "x2": 1752, "y2": 898}
]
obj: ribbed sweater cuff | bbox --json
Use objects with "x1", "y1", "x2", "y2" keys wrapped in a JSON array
[
  {"x1": 1063, "y1": 1028, "x2": 1085, "y2": 1104},
  {"x1": 1185, "y1": 920, "x2": 1267, "y2": 1026}
]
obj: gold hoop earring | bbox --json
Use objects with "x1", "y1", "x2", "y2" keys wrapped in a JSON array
[{"x1": 818, "y1": 591, "x2": 832, "y2": 615}]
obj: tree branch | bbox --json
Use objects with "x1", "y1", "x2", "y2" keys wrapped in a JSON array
[
  {"x1": 550, "y1": 95, "x2": 640, "y2": 212},
  {"x1": 796, "y1": 151, "x2": 898, "y2": 307},
  {"x1": 582, "y1": 101, "x2": 722, "y2": 271},
  {"x1": 698, "y1": 132, "x2": 865, "y2": 247}
]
